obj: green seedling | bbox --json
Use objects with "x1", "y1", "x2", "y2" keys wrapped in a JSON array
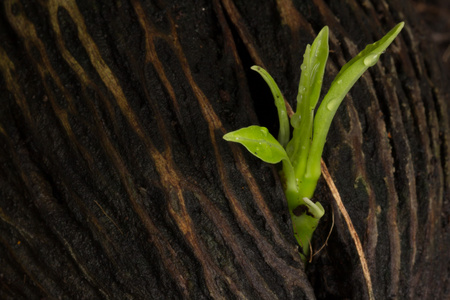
[{"x1": 224, "y1": 23, "x2": 404, "y2": 262}]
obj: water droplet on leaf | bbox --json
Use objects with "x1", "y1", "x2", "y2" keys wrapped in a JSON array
[
  {"x1": 363, "y1": 54, "x2": 379, "y2": 67},
  {"x1": 260, "y1": 128, "x2": 268, "y2": 136},
  {"x1": 326, "y1": 98, "x2": 340, "y2": 111},
  {"x1": 290, "y1": 113, "x2": 301, "y2": 128}
]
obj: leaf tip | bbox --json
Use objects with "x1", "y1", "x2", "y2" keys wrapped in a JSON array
[
  {"x1": 223, "y1": 132, "x2": 233, "y2": 141},
  {"x1": 392, "y1": 21, "x2": 405, "y2": 35},
  {"x1": 319, "y1": 26, "x2": 329, "y2": 36}
]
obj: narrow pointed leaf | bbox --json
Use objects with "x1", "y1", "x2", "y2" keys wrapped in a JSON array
[
  {"x1": 301, "y1": 22, "x2": 405, "y2": 199},
  {"x1": 288, "y1": 27, "x2": 329, "y2": 181},
  {"x1": 292, "y1": 26, "x2": 329, "y2": 127},
  {"x1": 307, "y1": 26, "x2": 329, "y2": 110},
  {"x1": 251, "y1": 66, "x2": 290, "y2": 147}
]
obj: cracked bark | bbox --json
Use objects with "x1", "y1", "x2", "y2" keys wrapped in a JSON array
[{"x1": 0, "y1": 0, "x2": 448, "y2": 299}]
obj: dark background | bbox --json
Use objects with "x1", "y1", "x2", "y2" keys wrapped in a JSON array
[{"x1": 0, "y1": 0, "x2": 448, "y2": 299}]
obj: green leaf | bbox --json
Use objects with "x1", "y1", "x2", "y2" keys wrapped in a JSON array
[
  {"x1": 250, "y1": 66, "x2": 290, "y2": 147},
  {"x1": 300, "y1": 22, "x2": 405, "y2": 199},
  {"x1": 292, "y1": 26, "x2": 329, "y2": 128},
  {"x1": 305, "y1": 26, "x2": 329, "y2": 110},
  {"x1": 223, "y1": 125, "x2": 288, "y2": 164},
  {"x1": 333, "y1": 22, "x2": 404, "y2": 85},
  {"x1": 287, "y1": 26, "x2": 329, "y2": 183}
]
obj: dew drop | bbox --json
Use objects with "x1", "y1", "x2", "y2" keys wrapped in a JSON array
[
  {"x1": 326, "y1": 98, "x2": 340, "y2": 111},
  {"x1": 363, "y1": 54, "x2": 379, "y2": 67},
  {"x1": 290, "y1": 113, "x2": 301, "y2": 128},
  {"x1": 260, "y1": 127, "x2": 268, "y2": 136},
  {"x1": 337, "y1": 79, "x2": 342, "y2": 84},
  {"x1": 301, "y1": 65, "x2": 306, "y2": 70}
]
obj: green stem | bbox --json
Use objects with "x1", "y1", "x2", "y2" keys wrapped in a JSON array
[
  {"x1": 281, "y1": 158, "x2": 298, "y2": 211},
  {"x1": 291, "y1": 198, "x2": 324, "y2": 262}
]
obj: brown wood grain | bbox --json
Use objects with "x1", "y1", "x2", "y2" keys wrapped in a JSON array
[{"x1": 0, "y1": 0, "x2": 448, "y2": 299}]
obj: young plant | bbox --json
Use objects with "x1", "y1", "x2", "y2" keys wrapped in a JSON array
[{"x1": 224, "y1": 23, "x2": 404, "y2": 261}]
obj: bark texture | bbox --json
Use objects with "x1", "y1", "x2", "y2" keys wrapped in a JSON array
[{"x1": 0, "y1": 0, "x2": 448, "y2": 299}]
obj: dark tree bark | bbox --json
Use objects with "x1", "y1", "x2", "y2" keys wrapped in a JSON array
[{"x1": 0, "y1": 0, "x2": 448, "y2": 299}]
